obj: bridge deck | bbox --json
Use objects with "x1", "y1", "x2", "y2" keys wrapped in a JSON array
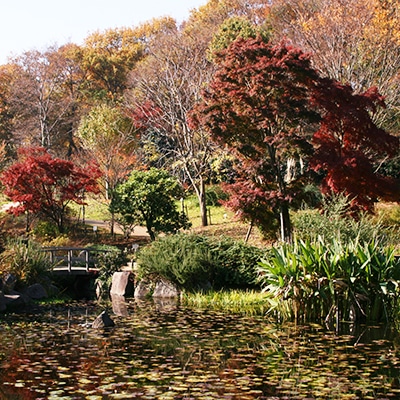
[{"x1": 42, "y1": 247, "x2": 106, "y2": 276}]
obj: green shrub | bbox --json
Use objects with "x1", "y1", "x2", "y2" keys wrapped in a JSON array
[
  {"x1": 33, "y1": 220, "x2": 60, "y2": 239},
  {"x1": 137, "y1": 233, "x2": 264, "y2": 291},
  {"x1": 41, "y1": 234, "x2": 72, "y2": 248},
  {"x1": 137, "y1": 234, "x2": 213, "y2": 290},
  {"x1": 257, "y1": 237, "x2": 400, "y2": 323},
  {"x1": 293, "y1": 193, "x2": 392, "y2": 246},
  {"x1": 208, "y1": 237, "x2": 265, "y2": 289},
  {"x1": 0, "y1": 238, "x2": 54, "y2": 287}
]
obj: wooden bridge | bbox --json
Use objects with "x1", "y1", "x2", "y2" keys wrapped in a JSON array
[{"x1": 42, "y1": 247, "x2": 108, "y2": 275}]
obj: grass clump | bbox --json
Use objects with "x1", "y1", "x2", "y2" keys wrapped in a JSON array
[
  {"x1": 257, "y1": 237, "x2": 400, "y2": 323},
  {"x1": 0, "y1": 238, "x2": 54, "y2": 288},
  {"x1": 181, "y1": 289, "x2": 273, "y2": 316},
  {"x1": 292, "y1": 193, "x2": 394, "y2": 246}
]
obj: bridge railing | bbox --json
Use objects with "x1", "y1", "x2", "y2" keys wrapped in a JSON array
[{"x1": 42, "y1": 247, "x2": 108, "y2": 274}]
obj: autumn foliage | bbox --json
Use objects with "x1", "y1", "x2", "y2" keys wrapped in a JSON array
[
  {"x1": 1, "y1": 147, "x2": 102, "y2": 232},
  {"x1": 192, "y1": 37, "x2": 320, "y2": 240},
  {"x1": 0, "y1": 1, "x2": 397, "y2": 242},
  {"x1": 194, "y1": 35, "x2": 400, "y2": 239},
  {"x1": 310, "y1": 80, "x2": 400, "y2": 211}
]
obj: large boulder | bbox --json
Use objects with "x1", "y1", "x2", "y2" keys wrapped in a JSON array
[
  {"x1": 0, "y1": 289, "x2": 30, "y2": 312},
  {"x1": 153, "y1": 278, "x2": 180, "y2": 298},
  {"x1": 25, "y1": 283, "x2": 48, "y2": 300},
  {"x1": 3, "y1": 292, "x2": 29, "y2": 307},
  {"x1": 134, "y1": 279, "x2": 152, "y2": 298},
  {"x1": 110, "y1": 272, "x2": 134, "y2": 297},
  {"x1": 92, "y1": 311, "x2": 115, "y2": 329}
]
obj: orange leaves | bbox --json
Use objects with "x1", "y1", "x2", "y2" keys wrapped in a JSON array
[{"x1": 269, "y1": 0, "x2": 400, "y2": 131}]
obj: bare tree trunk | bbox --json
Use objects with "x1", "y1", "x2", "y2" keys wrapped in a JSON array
[
  {"x1": 110, "y1": 211, "x2": 115, "y2": 237},
  {"x1": 279, "y1": 203, "x2": 292, "y2": 243},
  {"x1": 245, "y1": 220, "x2": 254, "y2": 243},
  {"x1": 196, "y1": 178, "x2": 208, "y2": 227}
]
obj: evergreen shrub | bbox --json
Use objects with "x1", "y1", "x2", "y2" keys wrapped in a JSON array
[
  {"x1": 137, "y1": 233, "x2": 264, "y2": 291},
  {"x1": 208, "y1": 237, "x2": 264, "y2": 289}
]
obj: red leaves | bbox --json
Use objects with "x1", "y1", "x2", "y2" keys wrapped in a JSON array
[
  {"x1": 0, "y1": 147, "x2": 102, "y2": 230},
  {"x1": 310, "y1": 79, "x2": 400, "y2": 211},
  {"x1": 194, "y1": 34, "x2": 399, "y2": 225},
  {"x1": 201, "y1": 37, "x2": 320, "y2": 137}
]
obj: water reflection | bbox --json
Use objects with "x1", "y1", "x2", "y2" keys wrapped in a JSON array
[
  {"x1": 0, "y1": 300, "x2": 400, "y2": 399},
  {"x1": 111, "y1": 294, "x2": 130, "y2": 317}
]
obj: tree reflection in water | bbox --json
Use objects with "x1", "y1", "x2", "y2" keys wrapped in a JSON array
[{"x1": 0, "y1": 299, "x2": 400, "y2": 399}]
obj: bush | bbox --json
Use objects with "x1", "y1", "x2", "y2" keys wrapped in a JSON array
[
  {"x1": 208, "y1": 237, "x2": 265, "y2": 289},
  {"x1": 0, "y1": 238, "x2": 54, "y2": 288},
  {"x1": 33, "y1": 220, "x2": 60, "y2": 239},
  {"x1": 292, "y1": 193, "x2": 392, "y2": 246},
  {"x1": 137, "y1": 233, "x2": 264, "y2": 291},
  {"x1": 137, "y1": 234, "x2": 213, "y2": 291},
  {"x1": 41, "y1": 234, "x2": 72, "y2": 248},
  {"x1": 257, "y1": 237, "x2": 400, "y2": 323}
]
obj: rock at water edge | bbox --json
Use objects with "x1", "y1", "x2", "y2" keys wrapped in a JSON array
[
  {"x1": 92, "y1": 311, "x2": 115, "y2": 329},
  {"x1": 110, "y1": 271, "x2": 134, "y2": 297}
]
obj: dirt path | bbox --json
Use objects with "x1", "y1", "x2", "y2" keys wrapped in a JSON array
[
  {"x1": 84, "y1": 219, "x2": 150, "y2": 238},
  {"x1": 1, "y1": 202, "x2": 150, "y2": 239}
]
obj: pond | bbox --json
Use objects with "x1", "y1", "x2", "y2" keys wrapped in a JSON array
[{"x1": 1, "y1": 299, "x2": 400, "y2": 399}]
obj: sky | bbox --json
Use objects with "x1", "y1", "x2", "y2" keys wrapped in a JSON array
[{"x1": 0, "y1": 0, "x2": 208, "y2": 64}]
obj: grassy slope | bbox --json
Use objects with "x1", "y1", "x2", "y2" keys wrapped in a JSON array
[
  {"x1": 69, "y1": 194, "x2": 268, "y2": 247},
  {"x1": 1, "y1": 192, "x2": 399, "y2": 250}
]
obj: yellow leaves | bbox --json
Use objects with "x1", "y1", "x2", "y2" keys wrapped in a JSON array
[
  {"x1": 300, "y1": 19, "x2": 312, "y2": 33},
  {"x1": 133, "y1": 17, "x2": 177, "y2": 41},
  {"x1": 368, "y1": 0, "x2": 400, "y2": 45}
]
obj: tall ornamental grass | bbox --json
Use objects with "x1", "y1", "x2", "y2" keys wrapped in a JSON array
[
  {"x1": 0, "y1": 238, "x2": 54, "y2": 287},
  {"x1": 292, "y1": 193, "x2": 400, "y2": 247},
  {"x1": 257, "y1": 237, "x2": 400, "y2": 323}
]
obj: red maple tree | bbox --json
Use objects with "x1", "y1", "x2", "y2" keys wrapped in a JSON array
[
  {"x1": 192, "y1": 37, "x2": 320, "y2": 241},
  {"x1": 194, "y1": 36, "x2": 400, "y2": 240},
  {"x1": 310, "y1": 80, "x2": 400, "y2": 211},
  {"x1": 1, "y1": 147, "x2": 102, "y2": 232}
]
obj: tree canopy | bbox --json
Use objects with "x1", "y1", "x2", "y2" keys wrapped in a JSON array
[
  {"x1": 193, "y1": 37, "x2": 320, "y2": 241},
  {"x1": 110, "y1": 168, "x2": 190, "y2": 241},
  {"x1": 194, "y1": 35, "x2": 400, "y2": 239},
  {"x1": 1, "y1": 147, "x2": 102, "y2": 232},
  {"x1": 0, "y1": 0, "x2": 398, "y2": 241},
  {"x1": 310, "y1": 80, "x2": 400, "y2": 211}
]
